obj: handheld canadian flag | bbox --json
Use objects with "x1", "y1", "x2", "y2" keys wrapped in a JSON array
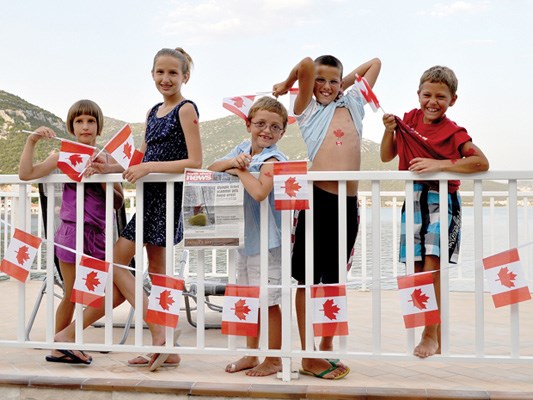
[
  {"x1": 397, "y1": 272, "x2": 440, "y2": 329},
  {"x1": 222, "y1": 95, "x2": 256, "y2": 121},
  {"x1": 71, "y1": 256, "x2": 110, "y2": 308},
  {"x1": 103, "y1": 124, "x2": 144, "y2": 170},
  {"x1": 287, "y1": 88, "x2": 298, "y2": 125},
  {"x1": 57, "y1": 140, "x2": 95, "y2": 182},
  {"x1": 0, "y1": 229, "x2": 42, "y2": 282},
  {"x1": 483, "y1": 248, "x2": 531, "y2": 308},
  {"x1": 354, "y1": 74, "x2": 380, "y2": 112},
  {"x1": 273, "y1": 161, "x2": 309, "y2": 210},
  {"x1": 146, "y1": 274, "x2": 185, "y2": 328},
  {"x1": 311, "y1": 284, "x2": 348, "y2": 337},
  {"x1": 221, "y1": 284, "x2": 259, "y2": 337}
]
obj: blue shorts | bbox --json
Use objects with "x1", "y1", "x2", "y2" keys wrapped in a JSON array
[
  {"x1": 55, "y1": 221, "x2": 106, "y2": 264},
  {"x1": 400, "y1": 183, "x2": 461, "y2": 264}
]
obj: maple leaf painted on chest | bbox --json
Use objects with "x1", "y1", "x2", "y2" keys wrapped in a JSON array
[
  {"x1": 157, "y1": 289, "x2": 175, "y2": 311},
  {"x1": 231, "y1": 298, "x2": 251, "y2": 320},
  {"x1": 123, "y1": 142, "x2": 132, "y2": 160},
  {"x1": 320, "y1": 298, "x2": 341, "y2": 320},
  {"x1": 68, "y1": 153, "x2": 83, "y2": 167},
  {"x1": 409, "y1": 288, "x2": 430, "y2": 310},
  {"x1": 15, "y1": 245, "x2": 30, "y2": 265},
  {"x1": 333, "y1": 129, "x2": 344, "y2": 139},
  {"x1": 282, "y1": 176, "x2": 301, "y2": 197},
  {"x1": 84, "y1": 271, "x2": 101, "y2": 291},
  {"x1": 231, "y1": 97, "x2": 244, "y2": 108},
  {"x1": 496, "y1": 267, "x2": 517, "y2": 288}
]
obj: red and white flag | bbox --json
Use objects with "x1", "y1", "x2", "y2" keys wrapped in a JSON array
[
  {"x1": 0, "y1": 228, "x2": 42, "y2": 282},
  {"x1": 483, "y1": 248, "x2": 531, "y2": 308},
  {"x1": 146, "y1": 274, "x2": 185, "y2": 328},
  {"x1": 71, "y1": 256, "x2": 109, "y2": 308},
  {"x1": 221, "y1": 284, "x2": 259, "y2": 337},
  {"x1": 273, "y1": 161, "x2": 309, "y2": 210},
  {"x1": 397, "y1": 272, "x2": 440, "y2": 329},
  {"x1": 354, "y1": 74, "x2": 380, "y2": 112},
  {"x1": 222, "y1": 95, "x2": 256, "y2": 121},
  {"x1": 287, "y1": 88, "x2": 298, "y2": 125},
  {"x1": 103, "y1": 124, "x2": 143, "y2": 170},
  {"x1": 57, "y1": 139, "x2": 95, "y2": 182},
  {"x1": 311, "y1": 284, "x2": 348, "y2": 337}
]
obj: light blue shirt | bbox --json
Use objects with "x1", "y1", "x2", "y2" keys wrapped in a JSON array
[
  {"x1": 219, "y1": 140, "x2": 288, "y2": 256},
  {"x1": 296, "y1": 85, "x2": 365, "y2": 160}
]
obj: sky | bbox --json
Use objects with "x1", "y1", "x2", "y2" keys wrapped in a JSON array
[{"x1": 1, "y1": 0, "x2": 531, "y2": 170}]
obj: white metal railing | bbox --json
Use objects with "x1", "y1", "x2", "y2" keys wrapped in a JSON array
[{"x1": 1, "y1": 171, "x2": 533, "y2": 382}]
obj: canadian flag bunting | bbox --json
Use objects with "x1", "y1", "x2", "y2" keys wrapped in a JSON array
[
  {"x1": 311, "y1": 284, "x2": 348, "y2": 337},
  {"x1": 353, "y1": 74, "x2": 380, "y2": 112},
  {"x1": 287, "y1": 88, "x2": 298, "y2": 125},
  {"x1": 0, "y1": 229, "x2": 42, "y2": 282},
  {"x1": 483, "y1": 248, "x2": 531, "y2": 308},
  {"x1": 57, "y1": 140, "x2": 95, "y2": 182},
  {"x1": 103, "y1": 124, "x2": 143, "y2": 170},
  {"x1": 71, "y1": 256, "x2": 109, "y2": 308},
  {"x1": 146, "y1": 274, "x2": 185, "y2": 328},
  {"x1": 397, "y1": 273, "x2": 440, "y2": 329},
  {"x1": 221, "y1": 284, "x2": 259, "y2": 337},
  {"x1": 222, "y1": 95, "x2": 256, "y2": 121},
  {"x1": 273, "y1": 161, "x2": 309, "y2": 210}
]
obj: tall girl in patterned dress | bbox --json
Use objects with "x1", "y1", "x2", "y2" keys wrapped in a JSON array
[{"x1": 53, "y1": 48, "x2": 202, "y2": 368}]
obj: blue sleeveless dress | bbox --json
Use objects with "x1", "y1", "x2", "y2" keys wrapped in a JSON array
[{"x1": 121, "y1": 100, "x2": 199, "y2": 246}]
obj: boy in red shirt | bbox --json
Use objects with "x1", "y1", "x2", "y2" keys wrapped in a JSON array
[{"x1": 381, "y1": 65, "x2": 489, "y2": 358}]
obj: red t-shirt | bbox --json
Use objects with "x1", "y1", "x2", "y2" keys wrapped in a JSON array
[{"x1": 396, "y1": 109, "x2": 472, "y2": 193}]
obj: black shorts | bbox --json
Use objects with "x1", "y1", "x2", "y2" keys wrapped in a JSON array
[{"x1": 291, "y1": 186, "x2": 359, "y2": 284}]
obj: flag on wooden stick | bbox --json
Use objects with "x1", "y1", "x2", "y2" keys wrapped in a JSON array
[
  {"x1": 222, "y1": 95, "x2": 256, "y2": 121},
  {"x1": 103, "y1": 124, "x2": 143, "y2": 170},
  {"x1": 57, "y1": 140, "x2": 95, "y2": 182}
]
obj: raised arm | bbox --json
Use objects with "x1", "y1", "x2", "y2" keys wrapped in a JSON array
[
  {"x1": 18, "y1": 127, "x2": 59, "y2": 181},
  {"x1": 342, "y1": 57, "x2": 382, "y2": 89},
  {"x1": 272, "y1": 57, "x2": 315, "y2": 115}
]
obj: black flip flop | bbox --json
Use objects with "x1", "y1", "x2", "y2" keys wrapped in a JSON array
[{"x1": 45, "y1": 349, "x2": 92, "y2": 365}]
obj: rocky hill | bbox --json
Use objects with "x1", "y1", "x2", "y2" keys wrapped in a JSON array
[{"x1": 0, "y1": 89, "x2": 504, "y2": 192}]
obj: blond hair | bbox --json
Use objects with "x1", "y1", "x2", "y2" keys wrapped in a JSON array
[
  {"x1": 247, "y1": 97, "x2": 288, "y2": 128},
  {"x1": 152, "y1": 47, "x2": 193, "y2": 76},
  {"x1": 419, "y1": 65, "x2": 458, "y2": 96}
]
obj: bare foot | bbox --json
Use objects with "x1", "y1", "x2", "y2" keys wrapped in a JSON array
[
  {"x1": 301, "y1": 358, "x2": 349, "y2": 379},
  {"x1": 413, "y1": 335, "x2": 440, "y2": 358},
  {"x1": 225, "y1": 356, "x2": 259, "y2": 373},
  {"x1": 245, "y1": 357, "x2": 281, "y2": 377},
  {"x1": 128, "y1": 354, "x2": 153, "y2": 365}
]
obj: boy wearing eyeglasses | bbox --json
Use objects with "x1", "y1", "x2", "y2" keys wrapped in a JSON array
[
  {"x1": 272, "y1": 56, "x2": 381, "y2": 379},
  {"x1": 208, "y1": 96, "x2": 288, "y2": 377}
]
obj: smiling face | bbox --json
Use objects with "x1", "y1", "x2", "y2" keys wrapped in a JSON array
[
  {"x1": 247, "y1": 109, "x2": 285, "y2": 155},
  {"x1": 152, "y1": 55, "x2": 189, "y2": 99},
  {"x1": 417, "y1": 81, "x2": 457, "y2": 124},
  {"x1": 72, "y1": 114, "x2": 98, "y2": 146},
  {"x1": 313, "y1": 64, "x2": 343, "y2": 105}
]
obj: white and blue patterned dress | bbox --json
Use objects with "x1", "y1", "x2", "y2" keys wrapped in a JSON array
[{"x1": 121, "y1": 100, "x2": 198, "y2": 246}]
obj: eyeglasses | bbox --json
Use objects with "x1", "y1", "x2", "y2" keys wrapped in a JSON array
[
  {"x1": 315, "y1": 77, "x2": 340, "y2": 87},
  {"x1": 251, "y1": 121, "x2": 284, "y2": 134}
]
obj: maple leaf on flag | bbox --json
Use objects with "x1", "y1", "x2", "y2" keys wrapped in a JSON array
[
  {"x1": 333, "y1": 129, "x2": 344, "y2": 139},
  {"x1": 157, "y1": 289, "x2": 175, "y2": 311},
  {"x1": 123, "y1": 142, "x2": 132, "y2": 160},
  {"x1": 282, "y1": 176, "x2": 301, "y2": 198},
  {"x1": 321, "y1": 298, "x2": 341, "y2": 320},
  {"x1": 409, "y1": 288, "x2": 430, "y2": 310},
  {"x1": 83, "y1": 270, "x2": 101, "y2": 292},
  {"x1": 496, "y1": 267, "x2": 517, "y2": 288},
  {"x1": 15, "y1": 245, "x2": 30, "y2": 265},
  {"x1": 68, "y1": 153, "x2": 84, "y2": 167},
  {"x1": 231, "y1": 298, "x2": 251, "y2": 320},
  {"x1": 232, "y1": 97, "x2": 244, "y2": 108}
]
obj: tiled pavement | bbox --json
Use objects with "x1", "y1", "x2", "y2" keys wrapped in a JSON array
[{"x1": 0, "y1": 279, "x2": 532, "y2": 399}]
